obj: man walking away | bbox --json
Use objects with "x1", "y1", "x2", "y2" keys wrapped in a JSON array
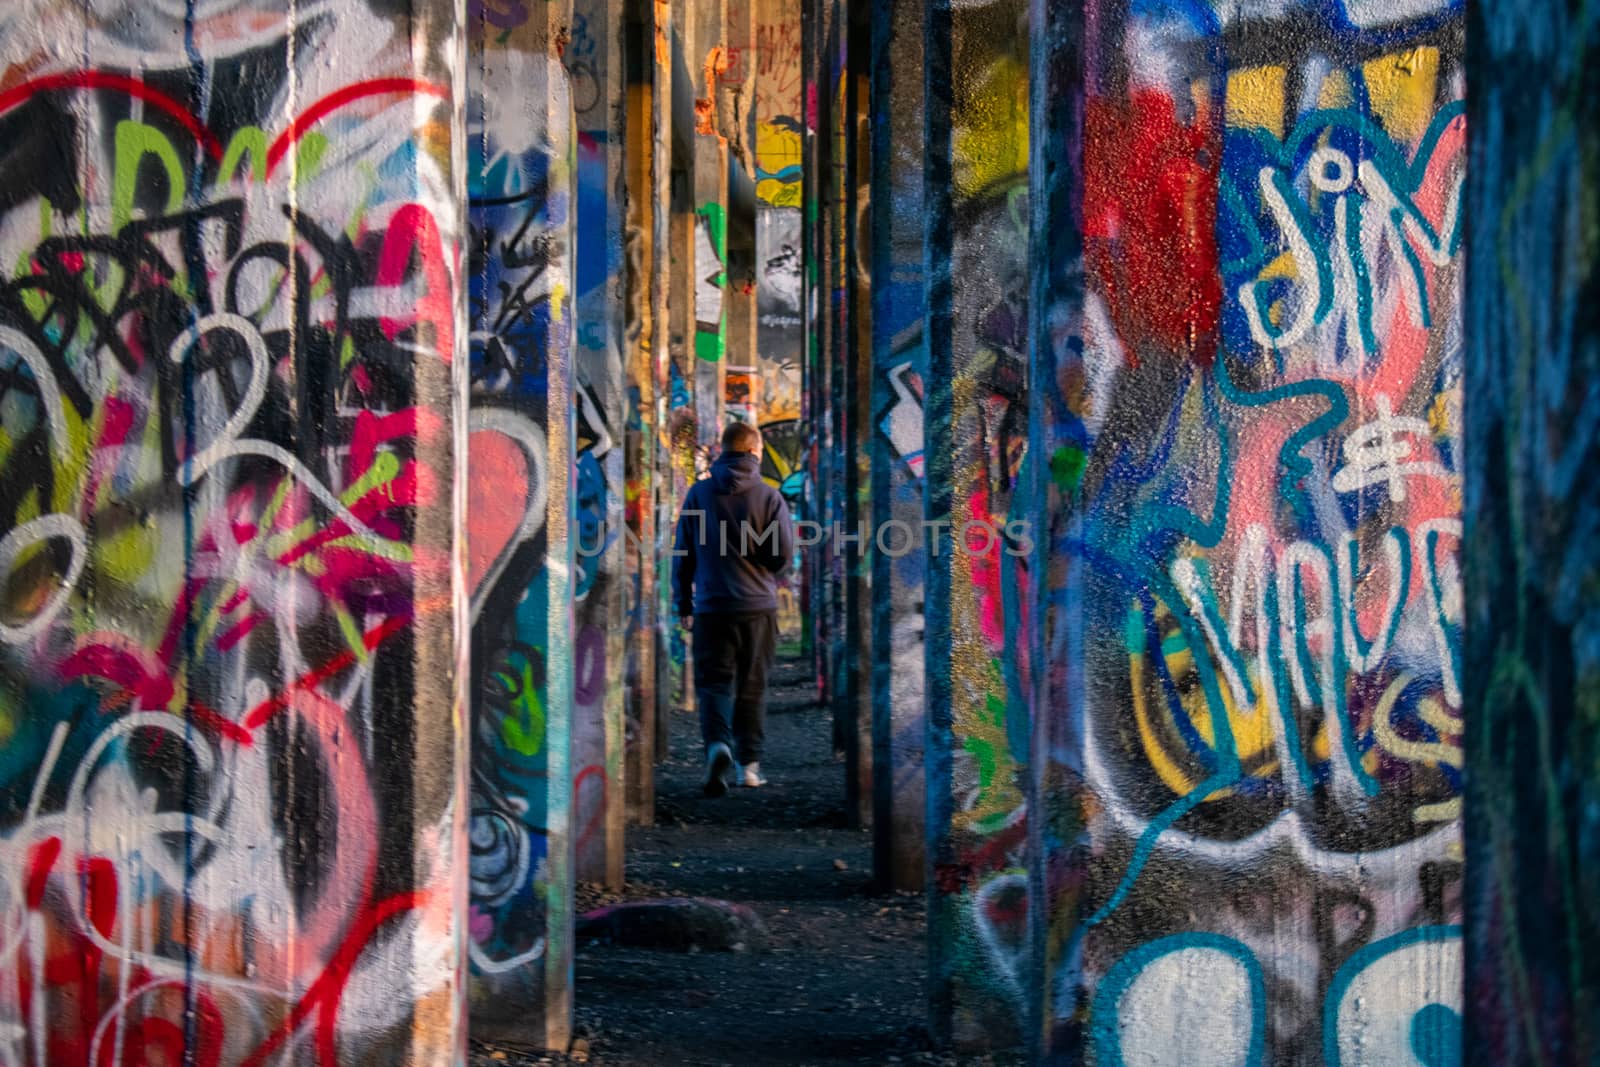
[{"x1": 673, "y1": 422, "x2": 796, "y2": 797}]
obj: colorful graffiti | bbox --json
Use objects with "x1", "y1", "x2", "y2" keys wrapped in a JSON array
[
  {"x1": 866, "y1": 0, "x2": 929, "y2": 894},
  {"x1": 466, "y1": 9, "x2": 577, "y2": 1050},
  {"x1": 693, "y1": 204, "x2": 729, "y2": 364},
  {"x1": 922, "y1": 0, "x2": 1034, "y2": 1047},
  {"x1": 570, "y1": 0, "x2": 629, "y2": 890},
  {"x1": 754, "y1": 0, "x2": 804, "y2": 208},
  {"x1": 1463, "y1": 0, "x2": 1600, "y2": 1060},
  {"x1": 1043, "y1": 0, "x2": 1469, "y2": 1060},
  {"x1": 0, "y1": 3, "x2": 467, "y2": 1063}
]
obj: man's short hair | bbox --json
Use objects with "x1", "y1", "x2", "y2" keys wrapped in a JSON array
[{"x1": 722, "y1": 421, "x2": 762, "y2": 454}]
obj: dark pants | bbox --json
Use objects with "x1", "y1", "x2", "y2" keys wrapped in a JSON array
[{"x1": 692, "y1": 610, "x2": 777, "y2": 764}]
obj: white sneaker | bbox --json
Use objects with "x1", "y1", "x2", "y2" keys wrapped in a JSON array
[
  {"x1": 703, "y1": 743, "x2": 734, "y2": 797},
  {"x1": 741, "y1": 762, "x2": 767, "y2": 788}
]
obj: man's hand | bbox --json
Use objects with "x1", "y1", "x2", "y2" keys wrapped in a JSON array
[{"x1": 680, "y1": 615, "x2": 694, "y2": 631}]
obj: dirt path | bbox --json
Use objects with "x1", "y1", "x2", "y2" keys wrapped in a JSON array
[{"x1": 471, "y1": 654, "x2": 951, "y2": 1067}]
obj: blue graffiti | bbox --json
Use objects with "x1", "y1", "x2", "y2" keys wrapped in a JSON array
[{"x1": 1220, "y1": 103, "x2": 1465, "y2": 365}]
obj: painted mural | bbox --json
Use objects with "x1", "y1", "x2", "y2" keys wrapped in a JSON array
[{"x1": 0, "y1": 1, "x2": 467, "y2": 1063}]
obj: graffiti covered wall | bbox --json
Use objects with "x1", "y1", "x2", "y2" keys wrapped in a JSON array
[
  {"x1": 923, "y1": 0, "x2": 1034, "y2": 1047},
  {"x1": 0, "y1": 1, "x2": 469, "y2": 1062},
  {"x1": 570, "y1": 0, "x2": 630, "y2": 890},
  {"x1": 1463, "y1": 0, "x2": 1600, "y2": 1061},
  {"x1": 466, "y1": 0, "x2": 578, "y2": 1048},
  {"x1": 867, "y1": 0, "x2": 927, "y2": 892},
  {"x1": 1032, "y1": 0, "x2": 1469, "y2": 1060},
  {"x1": 755, "y1": 0, "x2": 805, "y2": 458}
]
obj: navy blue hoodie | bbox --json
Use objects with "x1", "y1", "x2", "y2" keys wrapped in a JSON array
[{"x1": 672, "y1": 450, "x2": 796, "y2": 616}]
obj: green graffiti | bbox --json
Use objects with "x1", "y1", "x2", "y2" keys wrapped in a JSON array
[
  {"x1": 498, "y1": 658, "x2": 547, "y2": 756},
  {"x1": 1051, "y1": 445, "x2": 1086, "y2": 494},
  {"x1": 694, "y1": 202, "x2": 728, "y2": 361},
  {"x1": 113, "y1": 121, "x2": 186, "y2": 235},
  {"x1": 219, "y1": 128, "x2": 270, "y2": 186}
]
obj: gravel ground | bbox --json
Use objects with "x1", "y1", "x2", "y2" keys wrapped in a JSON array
[{"x1": 470, "y1": 656, "x2": 1021, "y2": 1067}]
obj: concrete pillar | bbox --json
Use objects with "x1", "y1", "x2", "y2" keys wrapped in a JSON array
[
  {"x1": 812, "y1": 0, "x2": 845, "y2": 729},
  {"x1": 0, "y1": 1, "x2": 468, "y2": 1062},
  {"x1": 1023, "y1": 0, "x2": 1086, "y2": 1057},
  {"x1": 754, "y1": 0, "x2": 808, "y2": 427},
  {"x1": 799, "y1": 0, "x2": 827, "y2": 686},
  {"x1": 1463, "y1": 1, "x2": 1599, "y2": 1060},
  {"x1": 922, "y1": 0, "x2": 1032, "y2": 1051},
  {"x1": 753, "y1": 0, "x2": 807, "y2": 649},
  {"x1": 868, "y1": 0, "x2": 928, "y2": 893},
  {"x1": 664, "y1": 0, "x2": 698, "y2": 718},
  {"x1": 817, "y1": 0, "x2": 874, "y2": 832},
  {"x1": 466, "y1": 0, "x2": 577, "y2": 1049},
  {"x1": 722, "y1": 0, "x2": 761, "y2": 435},
  {"x1": 1030, "y1": 1, "x2": 1468, "y2": 1061},
  {"x1": 692, "y1": 0, "x2": 731, "y2": 453},
  {"x1": 622, "y1": 0, "x2": 662, "y2": 828},
  {"x1": 652, "y1": 0, "x2": 681, "y2": 756},
  {"x1": 570, "y1": 0, "x2": 629, "y2": 890}
]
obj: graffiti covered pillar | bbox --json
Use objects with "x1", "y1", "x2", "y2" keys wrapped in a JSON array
[
  {"x1": 1047, "y1": 1, "x2": 1468, "y2": 1061},
  {"x1": 799, "y1": 0, "x2": 822, "y2": 678},
  {"x1": 466, "y1": 0, "x2": 578, "y2": 1049},
  {"x1": 823, "y1": 0, "x2": 851, "y2": 760},
  {"x1": 868, "y1": 0, "x2": 928, "y2": 891},
  {"x1": 1023, "y1": 0, "x2": 1088, "y2": 1056},
  {"x1": 839, "y1": 0, "x2": 875, "y2": 832},
  {"x1": 722, "y1": 0, "x2": 761, "y2": 434},
  {"x1": 0, "y1": 1, "x2": 470, "y2": 1062},
  {"x1": 622, "y1": 0, "x2": 663, "y2": 827},
  {"x1": 753, "y1": 0, "x2": 807, "y2": 649},
  {"x1": 693, "y1": 0, "x2": 731, "y2": 457},
  {"x1": 923, "y1": 0, "x2": 1034, "y2": 1050},
  {"x1": 804, "y1": 0, "x2": 840, "y2": 710},
  {"x1": 664, "y1": 0, "x2": 698, "y2": 716},
  {"x1": 1464, "y1": 0, "x2": 1600, "y2": 1060},
  {"x1": 570, "y1": 0, "x2": 629, "y2": 890}
]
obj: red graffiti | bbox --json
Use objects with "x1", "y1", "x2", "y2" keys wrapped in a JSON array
[
  {"x1": 1084, "y1": 89, "x2": 1222, "y2": 364},
  {"x1": 574, "y1": 764, "x2": 609, "y2": 854},
  {"x1": 377, "y1": 203, "x2": 458, "y2": 364},
  {"x1": 266, "y1": 78, "x2": 452, "y2": 173},
  {"x1": 0, "y1": 72, "x2": 451, "y2": 181},
  {"x1": 242, "y1": 615, "x2": 412, "y2": 731},
  {"x1": 0, "y1": 71, "x2": 224, "y2": 159},
  {"x1": 239, "y1": 891, "x2": 427, "y2": 1067}
]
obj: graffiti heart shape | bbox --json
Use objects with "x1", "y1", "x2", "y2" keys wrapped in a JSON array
[{"x1": 467, "y1": 409, "x2": 549, "y2": 620}]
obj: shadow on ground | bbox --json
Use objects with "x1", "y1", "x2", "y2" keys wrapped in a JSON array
[{"x1": 469, "y1": 655, "x2": 1017, "y2": 1066}]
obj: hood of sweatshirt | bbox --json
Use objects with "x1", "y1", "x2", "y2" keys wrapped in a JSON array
[{"x1": 709, "y1": 450, "x2": 766, "y2": 494}]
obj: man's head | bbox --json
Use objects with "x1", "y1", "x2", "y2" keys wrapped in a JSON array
[{"x1": 721, "y1": 421, "x2": 763, "y2": 460}]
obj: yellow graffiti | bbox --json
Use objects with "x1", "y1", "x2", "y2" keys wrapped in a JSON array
[
  {"x1": 655, "y1": 0, "x2": 670, "y2": 67},
  {"x1": 1226, "y1": 66, "x2": 1286, "y2": 137},
  {"x1": 954, "y1": 56, "x2": 1028, "y2": 198},
  {"x1": 1363, "y1": 47, "x2": 1442, "y2": 144},
  {"x1": 1314, "y1": 68, "x2": 1357, "y2": 111},
  {"x1": 1371, "y1": 672, "x2": 1463, "y2": 823},
  {"x1": 755, "y1": 120, "x2": 802, "y2": 207},
  {"x1": 1129, "y1": 599, "x2": 1279, "y2": 802},
  {"x1": 953, "y1": 658, "x2": 1026, "y2": 836}
]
